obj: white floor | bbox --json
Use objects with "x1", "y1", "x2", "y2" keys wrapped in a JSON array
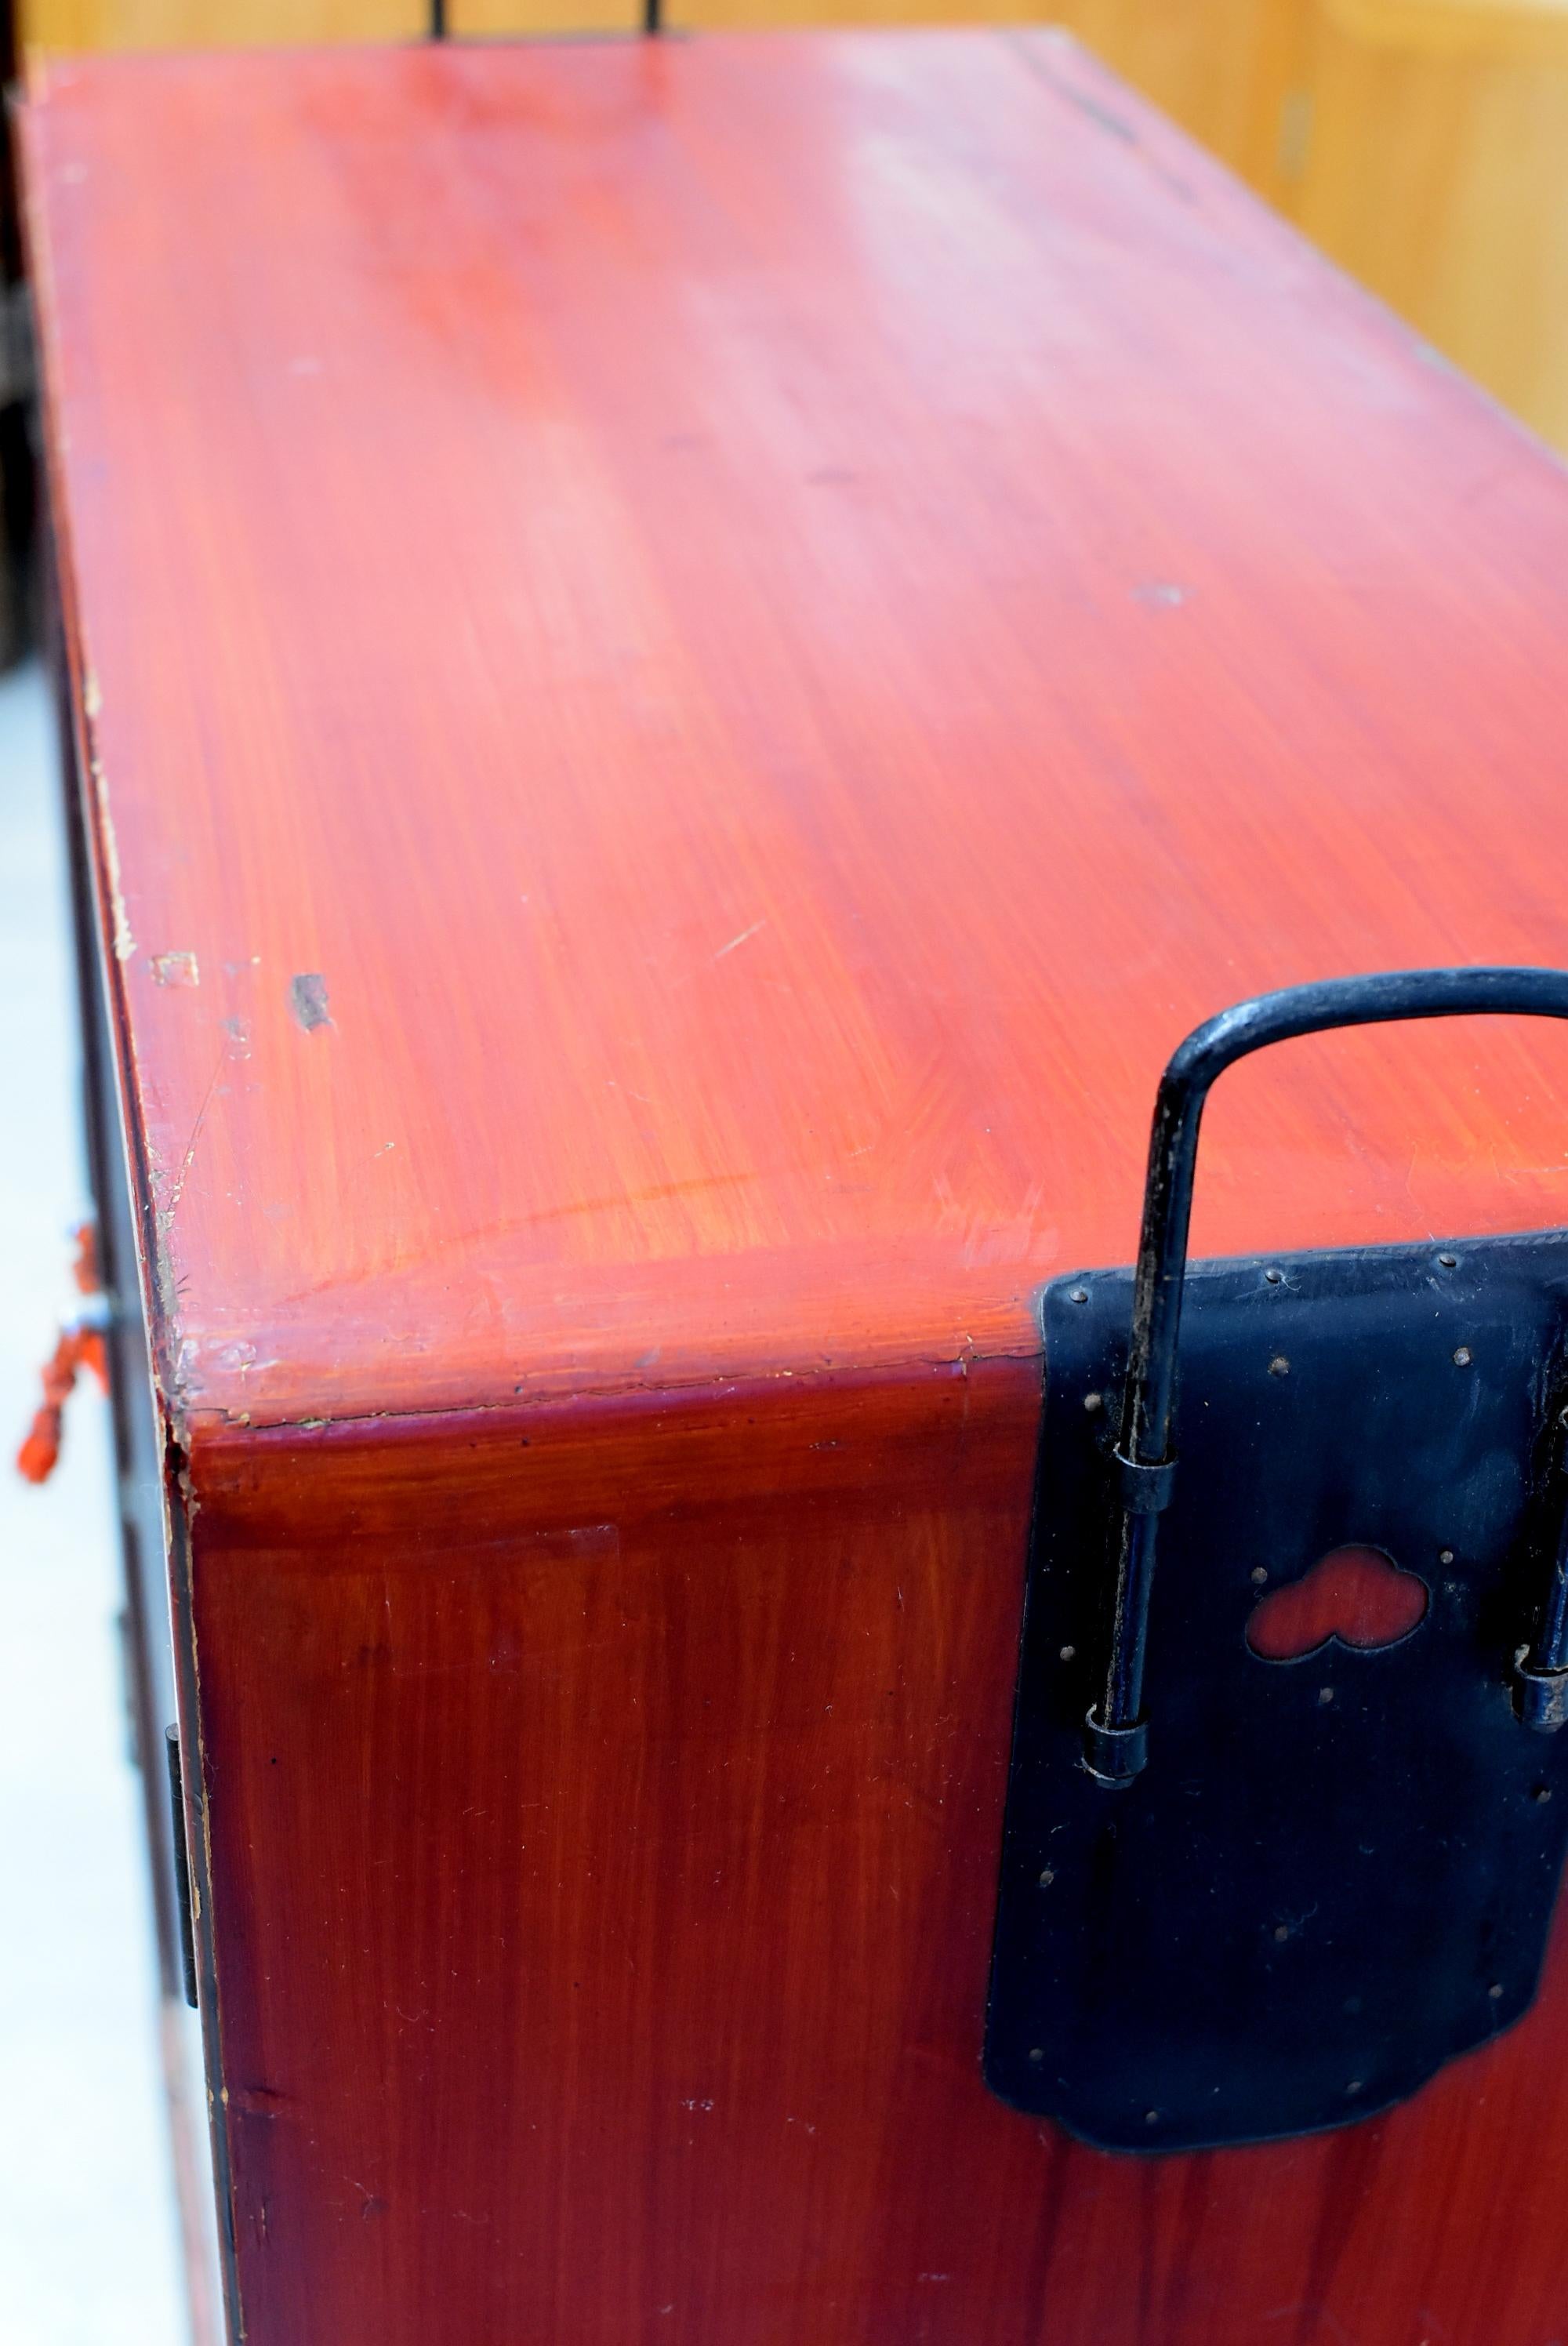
[{"x1": 0, "y1": 656, "x2": 187, "y2": 2346}]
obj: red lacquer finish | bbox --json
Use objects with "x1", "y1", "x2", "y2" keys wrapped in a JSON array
[
  {"x1": 21, "y1": 29, "x2": 1568, "y2": 2345},
  {"x1": 1247, "y1": 1544, "x2": 1432, "y2": 1660}
]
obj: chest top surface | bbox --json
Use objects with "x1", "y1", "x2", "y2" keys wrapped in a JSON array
[{"x1": 22, "y1": 28, "x2": 1568, "y2": 1432}]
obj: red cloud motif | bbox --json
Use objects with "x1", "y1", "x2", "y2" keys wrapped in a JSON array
[{"x1": 1246, "y1": 1544, "x2": 1429, "y2": 1662}]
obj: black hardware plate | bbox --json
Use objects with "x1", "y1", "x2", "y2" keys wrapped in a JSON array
[{"x1": 986, "y1": 1229, "x2": 1568, "y2": 2152}]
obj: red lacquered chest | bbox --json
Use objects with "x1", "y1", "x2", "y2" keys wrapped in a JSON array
[{"x1": 23, "y1": 28, "x2": 1568, "y2": 2344}]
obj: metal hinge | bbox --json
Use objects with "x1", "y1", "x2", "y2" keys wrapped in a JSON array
[{"x1": 987, "y1": 964, "x2": 1568, "y2": 2153}]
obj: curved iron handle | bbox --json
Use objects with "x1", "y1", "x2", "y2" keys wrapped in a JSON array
[{"x1": 1090, "y1": 964, "x2": 1568, "y2": 1785}]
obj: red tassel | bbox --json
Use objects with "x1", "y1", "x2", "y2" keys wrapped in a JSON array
[
  {"x1": 16, "y1": 1405, "x2": 65, "y2": 1484},
  {"x1": 14, "y1": 1319, "x2": 111, "y2": 1485},
  {"x1": 78, "y1": 1327, "x2": 111, "y2": 1394},
  {"x1": 72, "y1": 1220, "x2": 102, "y2": 1297}
]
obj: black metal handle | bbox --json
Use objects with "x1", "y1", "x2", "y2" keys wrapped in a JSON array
[{"x1": 1090, "y1": 964, "x2": 1568, "y2": 1785}]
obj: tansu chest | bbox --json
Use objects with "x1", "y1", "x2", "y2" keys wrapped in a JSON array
[{"x1": 24, "y1": 27, "x2": 1568, "y2": 2346}]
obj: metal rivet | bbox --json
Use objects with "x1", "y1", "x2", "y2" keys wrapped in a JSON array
[
  {"x1": 1263, "y1": 1268, "x2": 1283, "y2": 1286},
  {"x1": 1273, "y1": 1924, "x2": 1290, "y2": 1942},
  {"x1": 1489, "y1": 1983, "x2": 1504, "y2": 1999},
  {"x1": 1345, "y1": 2079, "x2": 1363, "y2": 2097},
  {"x1": 1439, "y1": 1549, "x2": 1455, "y2": 1566},
  {"x1": 1251, "y1": 1567, "x2": 1269, "y2": 1585},
  {"x1": 1318, "y1": 1687, "x2": 1334, "y2": 1705},
  {"x1": 1534, "y1": 1786, "x2": 1553, "y2": 1804},
  {"x1": 1437, "y1": 1253, "x2": 1457, "y2": 1269},
  {"x1": 1058, "y1": 1644, "x2": 1076, "y2": 1662},
  {"x1": 1083, "y1": 1391, "x2": 1103, "y2": 1414},
  {"x1": 1269, "y1": 1355, "x2": 1290, "y2": 1378},
  {"x1": 1028, "y1": 2046, "x2": 1045, "y2": 2063},
  {"x1": 1068, "y1": 1287, "x2": 1090, "y2": 1305},
  {"x1": 1454, "y1": 1346, "x2": 1472, "y2": 1367},
  {"x1": 1144, "y1": 2110, "x2": 1159, "y2": 2126},
  {"x1": 1039, "y1": 1868, "x2": 1055, "y2": 1887}
]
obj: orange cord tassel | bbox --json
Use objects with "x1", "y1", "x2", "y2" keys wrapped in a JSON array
[
  {"x1": 15, "y1": 1223, "x2": 111, "y2": 1486},
  {"x1": 72, "y1": 1219, "x2": 102, "y2": 1297}
]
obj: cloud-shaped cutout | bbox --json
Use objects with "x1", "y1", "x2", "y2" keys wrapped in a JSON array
[{"x1": 1246, "y1": 1545, "x2": 1428, "y2": 1662}]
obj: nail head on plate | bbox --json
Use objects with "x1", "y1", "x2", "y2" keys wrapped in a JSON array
[
  {"x1": 1439, "y1": 1548, "x2": 1455, "y2": 1566},
  {"x1": 1263, "y1": 1268, "x2": 1283, "y2": 1286},
  {"x1": 1269, "y1": 1355, "x2": 1290, "y2": 1378},
  {"x1": 1069, "y1": 1287, "x2": 1090, "y2": 1305},
  {"x1": 1437, "y1": 1253, "x2": 1457, "y2": 1269},
  {"x1": 1251, "y1": 1567, "x2": 1269, "y2": 1585},
  {"x1": 1454, "y1": 1346, "x2": 1473, "y2": 1367},
  {"x1": 1489, "y1": 1983, "x2": 1504, "y2": 1999},
  {"x1": 1083, "y1": 1391, "x2": 1103, "y2": 1414}
]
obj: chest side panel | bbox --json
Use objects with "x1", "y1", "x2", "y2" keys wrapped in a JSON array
[{"x1": 188, "y1": 1365, "x2": 1568, "y2": 2346}]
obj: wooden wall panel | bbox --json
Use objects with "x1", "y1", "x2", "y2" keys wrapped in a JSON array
[
  {"x1": 448, "y1": 0, "x2": 639, "y2": 33},
  {"x1": 23, "y1": 0, "x2": 423, "y2": 49},
  {"x1": 670, "y1": 0, "x2": 1048, "y2": 26},
  {"x1": 1296, "y1": 0, "x2": 1568, "y2": 455}
]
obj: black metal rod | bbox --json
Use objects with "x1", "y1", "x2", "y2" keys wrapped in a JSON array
[
  {"x1": 1533, "y1": 1530, "x2": 1568, "y2": 1673},
  {"x1": 165, "y1": 1726, "x2": 201, "y2": 2009},
  {"x1": 430, "y1": 0, "x2": 445, "y2": 36},
  {"x1": 1517, "y1": 1406, "x2": 1568, "y2": 1729},
  {"x1": 643, "y1": 0, "x2": 662, "y2": 32},
  {"x1": 1094, "y1": 964, "x2": 1568, "y2": 1780}
]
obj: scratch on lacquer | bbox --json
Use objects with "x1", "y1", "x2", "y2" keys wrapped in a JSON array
[
  {"x1": 714, "y1": 918, "x2": 767, "y2": 960},
  {"x1": 161, "y1": 1054, "x2": 226, "y2": 1233}
]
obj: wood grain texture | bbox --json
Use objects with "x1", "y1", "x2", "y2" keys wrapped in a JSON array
[
  {"x1": 21, "y1": 30, "x2": 1568, "y2": 2344},
  {"x1": 668, "y1": 0, "x2": 1313, "y2": 216},
  {"x1": 24, "y1": 30, "x2": 1568, "y2": 1432},
  {"x1": 183, "y1": 1366, "x2": 1568, "y2": 2346}
]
